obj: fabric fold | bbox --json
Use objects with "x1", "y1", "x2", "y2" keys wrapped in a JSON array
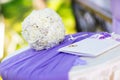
[{"x1": 0, "y1": 32, "x2": 93, "y2": 80}]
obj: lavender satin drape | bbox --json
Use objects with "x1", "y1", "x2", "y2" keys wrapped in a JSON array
[
  {"x1": 111, "y1": 0, "x2": 120, "y2": 34},
  {"x1": 0, "y1": 32, "x2": 93, "y2": 80}
]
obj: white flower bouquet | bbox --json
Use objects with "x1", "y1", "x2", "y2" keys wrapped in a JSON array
[{"x1": 22, "y1": 8, "x2": 65, "y2": 50}]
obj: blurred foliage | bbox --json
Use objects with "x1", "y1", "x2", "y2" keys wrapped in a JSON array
[
  {"x1": 1, "y1": 0, "x2": 33, "y2": 57},
  {"x1": 1, "y1": 0, "x2": 32, "y2": 19},
  {"x1": 0, "y1": 76, "x2": 2, "y2": 80},
  {"x1": 47, "y1": 0, "x2": 76, "y2": 34},
  {"x1": 1, "y1": 0, "x2": 76, "y2": 58}
]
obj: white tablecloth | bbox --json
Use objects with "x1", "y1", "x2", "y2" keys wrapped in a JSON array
[{"x1": 69, "y1": 45, "x2": 120, "y2": 80}]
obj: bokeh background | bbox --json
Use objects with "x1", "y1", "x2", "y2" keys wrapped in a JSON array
[{"x1": 0, "y1": 0, "x2": 76, "y2": 60}]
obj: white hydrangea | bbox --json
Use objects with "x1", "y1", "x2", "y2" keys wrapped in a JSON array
[{"x1": 22, "y1": 8, "x2": 65, "y2": 50}]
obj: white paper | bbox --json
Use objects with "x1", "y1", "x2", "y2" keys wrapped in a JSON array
[{"x1": 58, "y1": 38, "x2": 120, "y2": 57}]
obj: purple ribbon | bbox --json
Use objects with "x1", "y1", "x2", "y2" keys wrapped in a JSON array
[{"x1": 99, "y1": 32, "x2": 111, "y2": 39}]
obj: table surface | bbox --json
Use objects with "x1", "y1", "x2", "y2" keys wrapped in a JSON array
[
  {"x1": 0, "y1": 32, "x2": 93, "y2": 80},
  {"x1": 3, "y1": 45, "x2": 120, "y2": 80},
  {"x1": 1, "y1": 32, "x2": 120, "y2": 80},
  {"x1": 69, "y1": 42, "x2": 120, "y2": 80}
]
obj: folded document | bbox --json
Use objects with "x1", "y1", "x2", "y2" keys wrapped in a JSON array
[{"x1": 58, "y1": 37, "x2": 120, "y2": 57}]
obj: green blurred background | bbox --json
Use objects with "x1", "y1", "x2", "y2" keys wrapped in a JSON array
[{"x1": 0, "y1": 0, "x2": 76, "y2": 59}]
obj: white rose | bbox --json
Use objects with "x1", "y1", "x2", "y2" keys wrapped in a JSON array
[{"x1": 22, "y1": 8, "x2": 65, "y2": 50}]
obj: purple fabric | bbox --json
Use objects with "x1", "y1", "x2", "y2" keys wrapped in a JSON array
[
  {"x1": 0, "y1": 32, "x2": 93, "y2": 80},
  {"x1": 99, "y1": 32, "x2": 111, "y2": 39},
  {"x1": 111, "y1": 0, "x2": 120, "y2": 34},
  {"x1": 113, "y1": 19, "x2": 120, "y2": 34}
]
